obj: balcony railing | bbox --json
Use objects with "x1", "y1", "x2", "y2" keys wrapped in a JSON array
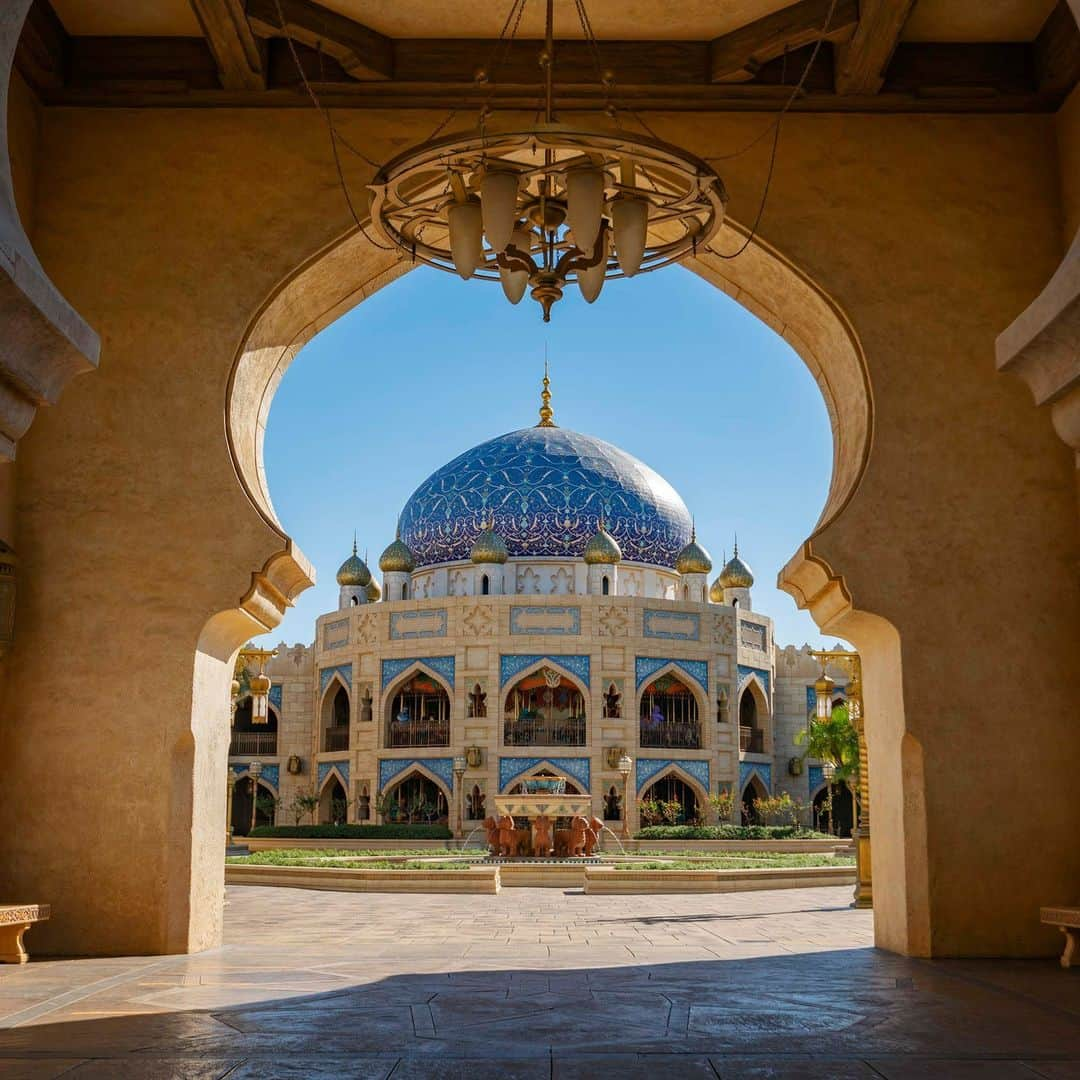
[
  {"x1": 385, "y1": 718, "x2": 450, "y2": 748},
  {"x1": 503, "y1": 716, "x2": 586, "y2": 747},
  {"x1": 323, "y1": 727, "x2": 350, "y2": 752},
  {"x1": 740, "y1": 725, "x2": 765, "y2": 753},
  {"x1": 229, "y1": 731, "x2": 277, "y2": 756},
  {"x1": 639, "y1": 719, "x2": 701, "y2": 749}
]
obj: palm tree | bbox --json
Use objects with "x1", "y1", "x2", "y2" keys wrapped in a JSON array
[{"x1": 796, "y1": 701, "x2": 860, "y2": 834}]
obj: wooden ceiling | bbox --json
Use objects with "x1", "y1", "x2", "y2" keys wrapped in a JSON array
[{"x1": 14, "y1": 0, "x2": 1080, "y2": 112}]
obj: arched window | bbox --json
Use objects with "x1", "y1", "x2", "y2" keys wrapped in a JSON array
[
  {"x1": 741, "y1": 775, "x2": 767, "y2": 825},
  {"x1": 387, "y1": 672, "x2": 450, "y2": 747},
  {"x1": 602, "y1": 575, "x2": 610, "y2": 595},
  {"x1": 319, "y1": 776, "x2": 348, "y2": 825},
  {"x1": 503, "y1": 668, "x2": 586, "y2": 746},
  {"x1": 683, "y1": 584, "x2": 689, "y2": 599},
  {"x1": 229, "y1": 699, "x2": 278, "y2": 756},
  {"x1": 640, "y1": 674, "x2": 700, "y2": 748},
  {"x1": 382, "y1": 771, "x2": 447, "y2": 824},
  {"x1": 739, "y1": 688, "x2": 764, "y2": 753},
  {"x1": 350, "y1": 594, "x2": 359, "y2": 606},
  {"x1": 481, "y1": 574, "x2": 490, "y2": 595},
  {"x1": 640, "y1": 775, "x2": 701, "y2": 825},
  {"x1": 733, "y1": 597, "x2": 739, "y2": 610},
  {"x1": 230, "y1": 775, "x2": 276, "y2": 836},
  {"x1": 323, "y1": 686, "x2": 350, "y2": 751}
]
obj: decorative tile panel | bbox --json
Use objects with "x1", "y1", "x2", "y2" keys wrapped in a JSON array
[
  {"x1": 320, "y1": 664, "x2": 352, "y2": 694},
  {"x1": 500, "y1": 654, "x2": 590, "y2": 688},
  {"x1": 499, "y1": 756, "x2": 591, "y2": 792},
  {"x1": 510, "y1": 606, "x2": 581, "y2": 635},
  {"x1": 269, "y1": 685, "x2": 282, "y2": 709},
  {"x1": 379, "y1": 757, "x2": 454, "y2": 791},
  {"x1": 323, "y1": 618, "x2": 349, "y2": 650},
  {"x1": 398, "y1": 426, "x2": 692, "y2": 568},
  {"x1": 390, "y1": 609, "x2": 448, "y2": 640},
  {"x1": 381, "y1": 656, "x2": 456, "y2": 690},
  {"x1": 635, "y1": 758, "x2": 709, "y2": 793},
  {"x1": 739, "y1": 620, "x2": 767, "y2": 650},
  {"x1": 642, "y1": 609, "x2": 700, "y2": 641},
  {"x1": 737, "y1": 664, "x2": 770, "y2": 697},
  {"x1": 739, "y1": 762, "x2": 772, "y2": 793},
  {"x1": 806, "y1": 684, "x2": 846, "y2": 715},
  {"x1": 232, "y1": 762, "x2": 279, "y2": 791},
  {"x1": 318, "y1": 761, "x2": 350, "y2": 789},
  {"x1": 635, "y1": 656, "x2": 708, "y2": 693},
  {"x1": 808, "y1": 765, "x2": 825, "y2": 794}
]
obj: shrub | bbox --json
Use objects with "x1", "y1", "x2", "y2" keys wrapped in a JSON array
[
  {"x1": 248, "y1": 824, "x2": 453, "y2": 839},
  {"x1": 709, "y1": 788, "x2": 736, "y2": 821},
  {"x1": 633, "y1": 824, "x2": 831, "y2": 840},
  {"x1": 751, "y1": 792, "x2": 809, "y2": 827}
]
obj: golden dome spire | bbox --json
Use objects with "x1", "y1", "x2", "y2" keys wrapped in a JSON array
[{"x1": 537, "y1": 358, "x2": 555, "y2": 427}]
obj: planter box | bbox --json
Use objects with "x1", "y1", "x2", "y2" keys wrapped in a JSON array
[
  {"x1": 584, "y1": 864, "x2": 855, "y2": 894},
  {"x1": 620, "y1": 839, "x2": 853, "y2": 854},
  {"x1": 226, "y1": 863, "x2": 500, "y2": 894}
]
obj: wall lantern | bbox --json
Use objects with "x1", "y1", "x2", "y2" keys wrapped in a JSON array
[
  {"x1": 465, "y1": 745, "x2": 483, "y2": 768},
  {"x1": 788, "y1": 756, "x2": 804, "y2": 777},
  {"x1": 286, "y1": 755, "x2": 303, "y2": 775},
  {"x1": 814, "y1": 671, "x2": 836, "y2": 720}
]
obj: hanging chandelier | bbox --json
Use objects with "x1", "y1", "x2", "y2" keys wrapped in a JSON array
[{"x1": 367, "y1": 0, "x2": 728, "y2": 322}]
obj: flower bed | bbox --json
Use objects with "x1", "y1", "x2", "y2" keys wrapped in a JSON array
[
  {"x1": 634, "y1": 825, "x2": 833, "y2": 840},
  {"x1": 248, "y1": 824, "x2": 453, "y2": 840}
]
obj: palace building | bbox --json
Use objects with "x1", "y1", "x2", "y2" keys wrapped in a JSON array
[{"x1": 228, "y1": 375, "x2": 854, "y2": 837}]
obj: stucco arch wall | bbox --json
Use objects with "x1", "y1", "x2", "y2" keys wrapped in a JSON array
[{"x1": 0, "y1": 97, "x2": 1075, "y2": 960}]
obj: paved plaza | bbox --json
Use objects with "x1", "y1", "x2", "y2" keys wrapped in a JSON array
[{"x1": 0, "y1": 885, "x2": 1078, "y2": 1077}]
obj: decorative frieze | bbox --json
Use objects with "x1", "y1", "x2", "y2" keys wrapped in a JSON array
[
  {"x1": 389, "y1": 608, "x2": 448, "y2": 640},
  {"x1": 318, "y1": 761, "x2": 350, "y2": 788},
  {"x1": 737, "y1": 664, "x2": 770, "y2": 696},
  {"x1": 739, "y1": 620, "x2": 767, "y2": 650},
  {"x1": 635, "y1": 656, "x2": 708, "y2": 692},
  {"x1": 635, "y1": 758, "x2": 709, "y2": 793},
  {"x1": 739, "y1": 761, "x2": 772, "y2": 792},
  {"x1": 323, "y1": 618, "x2": 349, "y2": 649},
  {"x1": 381, "y1": 655, "x2": 456, "y2": 690},
  {"x1": 500, "y1": 653, "x2": 590, "y2": 688},
  {"x1": 509, "y1": 605, "x2": 581, "y2": 635},
  {"x1": 379, "y1": 757, "x2": 453, "y2": 791},
  {"x1": 643, "y1": 609, "x2": 700, "y2": 641},
  {"x1": 499, "y1": 756, "x2": 591, "y2": 792},
  {"x1": 319, "y1": 664, "x2": 352, "y2": 693}
]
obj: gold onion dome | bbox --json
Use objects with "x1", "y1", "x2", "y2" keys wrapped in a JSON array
[
  {"x1": 471, "y1": 521, "x2": 509, "y2": 564},
  {"x1": 336, "y1": 540, "x2": 372, "y2": 587},
  {"x1": 675, "y1": 527, "x2": 713, "y2": 575},
  {"x1": 366, "y1": 578, "x2": 381, "y2": 602},
  {"x1": 709, "y1": 575, "x2": 726, "y2": 603},
  {"x1": 718, "y1": 544, "x2": 754, "y2": 589},
  {"x1": 379, "y1": 533, "x2": 416, "y2": 574},
  {"x1": 583, "y1": 521, "x2": 622, "y2": 564}
]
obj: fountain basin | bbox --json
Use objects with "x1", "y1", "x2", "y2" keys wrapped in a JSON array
[{"x1": 491, "y1": 794, "x2": 592, "y2": 818}]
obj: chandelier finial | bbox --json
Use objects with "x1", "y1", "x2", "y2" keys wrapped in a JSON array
[{"x1": 538, "y1": 357, "x2": 555, "y2": 427}]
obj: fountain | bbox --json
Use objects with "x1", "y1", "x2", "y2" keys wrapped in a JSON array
[{"x1": 484, "y1": 776, "x2": 604, "y2": 860}]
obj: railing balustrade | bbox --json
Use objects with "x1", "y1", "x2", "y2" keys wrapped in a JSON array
[
  {"x1": 323, "y1": 727, "x2": 350, "y2": 752},
  {"x1": 385, "y1": 718, "x2": 450, "y2": 748},
  {"x1": 503, "y1": 716, "x2": 587, "y2": 747},
  {"x1": 229, "y1": 731, "x2": 277, "y2": 756},
  {"x1": 639, "y1": 719, "x2": 701, "y2": 749},
  {"x1": 739, "y1": 725, "x2": 765, "y2": 753}
]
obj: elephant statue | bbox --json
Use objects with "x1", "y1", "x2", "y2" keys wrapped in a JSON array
[
  {"x1": 584, "y1": 816, "x2": 604, "y2": 856},
  {"x1": 482, "y1": 816, "x2": 500, "y2": 854},
  {"x1": 496, "y1": 813, "x2": 517, "y2": 857},
  {"x1": 569, "y1": 815, "x2": 590, "y2": 857},
  {"x1": 532, "y1": 814, "x2": 554, "y2": 856}
]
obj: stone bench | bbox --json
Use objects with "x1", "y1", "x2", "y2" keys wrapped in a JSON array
[
  {"x1": 1041, "y1": 906, "x2": 1080, "y2": 968},
  {"x1": 0, "y1": 905, "x2": 50, "y2": 964}
]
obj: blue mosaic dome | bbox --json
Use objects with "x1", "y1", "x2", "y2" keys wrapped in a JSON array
[{"x1": 399, "y1": 426, "x2": 692, "y2": 568}]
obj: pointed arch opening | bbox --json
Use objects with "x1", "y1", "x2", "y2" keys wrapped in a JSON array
[
  {"x1": 381, "y1": 767, "x2": 449, "y2": 826},
  {"x1": 639, "y1": 767, "x2": 704, "y2": 826},
  {"x1": 639, "y1": 667, "x2": 703, "y2": 749},
  {"x1": 503, "y1": 664, "x2": 587, "y2": 747},
  {"x1": 385, "y1": 665, "x2": 451, "y2": 749},
  {"x1": 229, "y1": 699, "x2": 279, "y2": 757}
]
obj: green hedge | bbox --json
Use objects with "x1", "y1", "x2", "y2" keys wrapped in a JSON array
[
  {"x1": 634, "y1": 825, "x2": 832, "y2": 840},
  {"x1": 248, "y1": 824, "x2": 453, "y2": 839}
]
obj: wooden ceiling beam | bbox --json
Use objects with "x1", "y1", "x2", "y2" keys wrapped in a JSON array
[
  {"x1": 245, "y1": 0, "x2": 393, "y2": 80},
  {"x1": 834, "y1": 0, "x2": 917, "y2": 95},
  {"x1": 188, "y1": 0, "x2": 266, "y2": 90},
  {"x1": 709, "y1": 0, "x2": 858, "y2": 83},
  {"x1": 1034, "y1": 0, "x2": 1080, "y2": 100}
]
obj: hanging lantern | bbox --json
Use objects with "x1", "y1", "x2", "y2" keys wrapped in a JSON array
[
  {"x1": 814, "y1": 672, "x2": 835, "y2": 720},
  {"x1": 249, "y1": 670, "x2": 271, "y2": 725}
]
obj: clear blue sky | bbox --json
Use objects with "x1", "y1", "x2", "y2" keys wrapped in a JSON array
[{"x1": 260, "y1": 264, "x2": 833, "y2": 649}]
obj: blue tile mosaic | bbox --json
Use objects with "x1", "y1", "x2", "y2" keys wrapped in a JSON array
[
  {"x1": 317, "y1": 761, "x2": 349, "y2": 789},
  {"x1": 737, "y1": 664, "x2": 770, "y2": 696},
  {"x1": 389, "y1": 609, "x2": 448, "y2": 640},
  {"x1": 398, "y1": 426, "x2": 692, "y2": 568},
  {"x1": 500, "y1": 653, "x2": 590, "y2": 688},
  {"x1": 805, "y1": 684, "x2": 846, "y2": 715},
  {"x1": 379, "y1": 757, "x2": 454, "y2": 791},
  {"x1": 635, "y1": 656, "x2": 708, "y2": 693},
  {"x1": 739, "y1": 761, "x2": 772, "y2": 793},
  {"x1": 509, "y1": 606, "x2": 581, "y2": 635},
  {"x1": 320, "y1": 664, "x2": 352, "y2": 694},
  {"x1": 499, "y1": 756, "x2": 591, "y2": 792},
  {"x1": 642, "y1": 609, "x2": 700, "y2": 641},
  {"x1": 269, "y1": 685, "x2": 282, "y2": 709},
  {"x1": 381, "y1": 656, "x2": 456, "y2": 690},
  {"x1": 635, "y1": 758, "x2": 710, "y2": 793},
  {"x1": 231, "y1": 762, "x2": 279, "y2": 791},
  {"x1": 808, "y1": 765, "x2": 825, "y2": 794}
]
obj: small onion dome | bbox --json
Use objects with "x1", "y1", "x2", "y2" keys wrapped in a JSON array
[
  {"x1": 471, "y1": 521, "x2": 509, "y2": 564},
  {"x1": 675, "y1": 529, "x2": 713, "y2": 576},
  {"x1": 583, "y1": 522, "x2": 622, "y2": 565},
  {"x1": 366, "y1": 578, "x2": 381, "y2": 602},
  {"x1": 718, "y1": 548, "x2": 754, "y2": 589},
  {"x1": 709, "y1": 576, "x2": 725, "y2": 603},
  {"x1": 336, "y1": 542, "x2": 372, "y2": 587},
  {"x1": 379, "y1": 535, "x2": 416, "y2": 574}
]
